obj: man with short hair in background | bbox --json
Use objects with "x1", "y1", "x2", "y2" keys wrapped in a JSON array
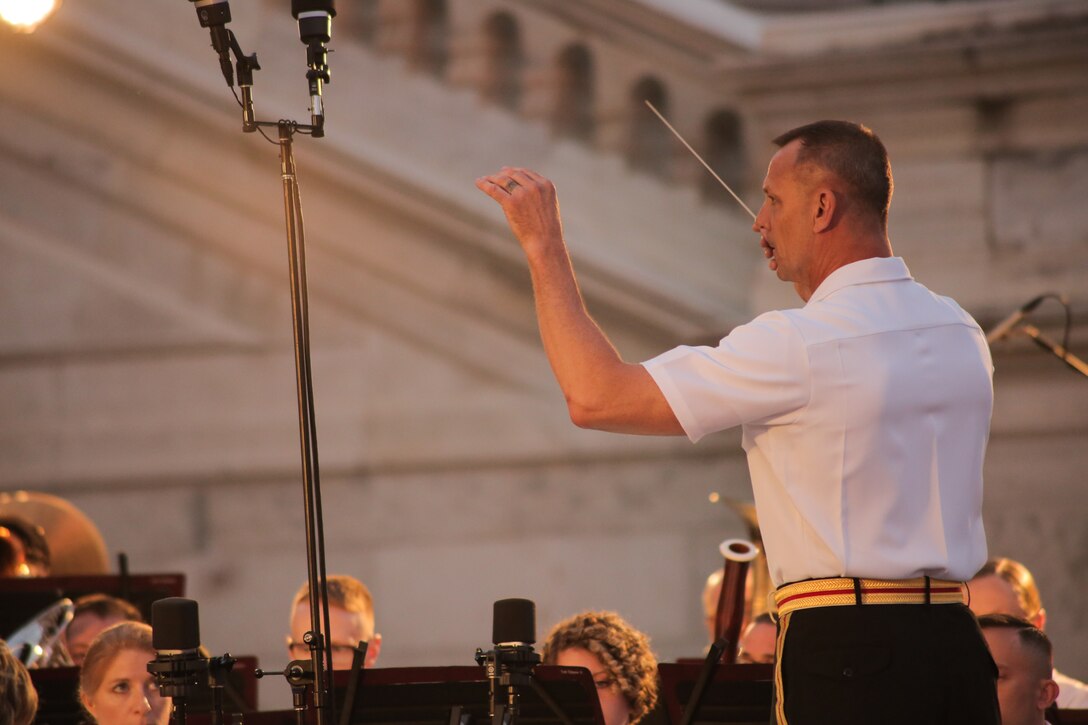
[
  {"x1": 969, "y1": 557, "x2": 1088, "y2": 708},
  {"x1": 287, "y1": 574, "x2": 381, "y2": 670},
  {"x1": 736, "y1": 613, "x2": 777, "y2": 665},
  {"x1": 65, "y1": 594, "x2": 143, "y2": 666},
  {"x1": 979, "y1": 614, "x2": 1060, "y2": 725}
]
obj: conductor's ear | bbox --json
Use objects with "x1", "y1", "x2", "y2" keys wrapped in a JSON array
[{"x1": 813, "y1": 189, "x2": 837, "y2": 234}]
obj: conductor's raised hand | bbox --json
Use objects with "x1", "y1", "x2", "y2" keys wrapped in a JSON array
[{"x1": 476, "y1": 167, "x2": 565, "y2": 257}]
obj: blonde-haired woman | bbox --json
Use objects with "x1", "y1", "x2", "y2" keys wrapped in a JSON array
[
  {"x1": 79, "y1": 621, "x2": 170, "y2": 725},
  {"x1": 541, "y1": 611, "x2": 658, "y2": 725}
]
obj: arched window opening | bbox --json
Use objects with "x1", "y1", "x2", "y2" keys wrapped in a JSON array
[
  {"x1": 338, "y1": 0, "x2": 379, "y2": 46},
  {"x1": 553, "y1": 44, "x2": 595, "y2": 143},
  {"x1": 703, "y1": 110, "x2": 746, "y2": 204},
  {"x1": 627, "y1": 76, "x2": 671, "y2": 177},
  {"x1": 481, "y1": 13, "x2": 524, "y2": 111},
  {"x1": 409, "y1": 0, "x2": 448, "y2": 78}
]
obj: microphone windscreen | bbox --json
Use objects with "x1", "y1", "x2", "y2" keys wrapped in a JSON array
[
  {"x1": 291, "y1": 0, "x2": 336, "y2": 18},
  {"x1": 492, "y1": 598, "x2": 535, "y2": 645},
  {"x1": 152, "y1": 598, "x2": 201, "y2": 651}
]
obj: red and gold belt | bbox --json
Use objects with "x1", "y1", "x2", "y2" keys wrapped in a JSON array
[{"x1": 773, "y1": 576, "x2": 966, "y2": 616}]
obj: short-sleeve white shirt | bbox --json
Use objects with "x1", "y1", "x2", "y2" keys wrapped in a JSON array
[{"x1": 643, "y1": 257, "x2": 993, "y2": 587}]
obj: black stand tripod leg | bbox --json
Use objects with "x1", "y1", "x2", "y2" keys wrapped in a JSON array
[
  {"x1": 336, "y1": 641, "x2": 369, "y2": 725},
  {"x1": 679, "y1": 638, "x2": 727, "y2": 725}
]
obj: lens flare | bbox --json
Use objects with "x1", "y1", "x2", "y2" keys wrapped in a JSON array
[{"x1": 0, "y1": 0, "x2": 61, "y2": 33}]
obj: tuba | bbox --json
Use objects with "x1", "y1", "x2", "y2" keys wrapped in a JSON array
[
  {"x1": 0, "y1": 491, "x2": 109, "y2": 575},
  {"x1": 0, "y1": 491, "x2": 110, "y2": 668}
]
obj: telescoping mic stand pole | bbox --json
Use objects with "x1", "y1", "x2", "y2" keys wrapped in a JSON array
[{"x1": 182, "y1": 2, "x2": 339, "y2": 724}]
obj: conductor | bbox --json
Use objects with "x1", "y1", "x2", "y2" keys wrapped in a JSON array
[{"x1": 477, "y1": 121, "x2": 999, "y2": 725}]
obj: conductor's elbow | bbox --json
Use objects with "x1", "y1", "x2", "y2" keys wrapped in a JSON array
[{"x1": 566, "y1": 398, "x2": 606, "y2": 430}]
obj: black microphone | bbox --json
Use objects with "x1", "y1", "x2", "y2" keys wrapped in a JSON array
[
  {"x1": 152, "y1": 598, "x2": 201, "y2": 653},
  {"x1": 188, "y1": 0, "x2": 235, "y2": 87},
  {"x1": 292, "y1": 0, "x2": 336, "y2": 46},
  {"x1": 148, "y1": 598, "x2": 205, "y2": 725},
  {"x1": 291, "y1": 0, "x2": 336, "y2": 136},
  {"x1": 986, "y1": 295, "x2": 1046, "y2": 344},
  {"x1": 149, "y1": 598, "x2": 237, "y2": 725},
  {"x1": 492, "y1": 598, "x2": 536, "y2": 646},
  {"x1": 475, "y1": 599, "x2": 540, "y2": 725}
]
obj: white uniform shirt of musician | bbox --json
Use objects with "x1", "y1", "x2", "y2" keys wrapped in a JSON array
[{"x1": 644, "y1": 255, "x2": 993, "y2": 585}]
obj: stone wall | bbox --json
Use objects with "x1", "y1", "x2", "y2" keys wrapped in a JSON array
[{"x1": 1, "y1": 0, "x2": 1085, "y2": 710}]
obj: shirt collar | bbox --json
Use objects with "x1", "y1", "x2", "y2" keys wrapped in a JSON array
[{"x1": 806, "y1": 256, "x2": 913, "y2": 305}]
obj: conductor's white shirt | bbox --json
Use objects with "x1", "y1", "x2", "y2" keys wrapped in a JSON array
[{"x1": 643, "y1": 257, "x2": 993, "y2": 587}]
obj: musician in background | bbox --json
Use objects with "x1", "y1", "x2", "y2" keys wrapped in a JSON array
[
  {"x1": 700, "y1": 569, "x2": 724, "y2": 643},
  {"x1": 66, "y1": 594, "x2": 144, "y2": 666},
  {"x1": 541, "y1": 611, "x2": 657, "y2": 725},
  {"x1": 736, "y1": 613, "x2": 776, "y2": 665},
  {"x1": 969, "y1": 557, "x2": 1088, "y2": 708},
  {"x1": 478, "y1": 120, "x2": 998, "y2": 724},
  {"x1": 78, "y1": 622, "x2": 169, "y2": 725},
  {"x1": 0, "y1": 640, "x2": 38, "y2": 725},
  {"x1": 287, "y1": 574, "x2": 381, "y2": 670},
  {"x1": 978, "y1": 615, "x2": 1059, "y2": 725}
]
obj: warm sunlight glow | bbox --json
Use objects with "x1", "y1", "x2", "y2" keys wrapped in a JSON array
[{"x1": 0, "y1": 0, "x2": 61, "y2": 33}]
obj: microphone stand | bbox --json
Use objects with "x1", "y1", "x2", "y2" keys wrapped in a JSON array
[
  {"x1": 989, "y1": 294, "x2": 1086, "y2": 378},
  {"x1": 191, "y1": 21, "x2": 337, "y2": 725},
  {"x1": 1018, "y1": 324, "x2": 1088, "y2": 378},
  {"x1": 276, "y1": 116, "x2": 337, "y2": 725}
]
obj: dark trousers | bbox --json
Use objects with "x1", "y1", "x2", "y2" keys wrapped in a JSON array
[{"x1": 773, "y1": 603, "x2": 999, "y2": 725}]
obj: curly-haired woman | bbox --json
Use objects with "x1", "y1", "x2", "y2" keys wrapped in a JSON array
[{"x1": 541, "y1": 611, "x2": 658, "y2": 725}]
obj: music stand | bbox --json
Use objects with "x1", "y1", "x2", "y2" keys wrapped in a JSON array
[
  {"x1": 331, "y1": 665, "x2": 605, "y2": 725},
  {"x1": 28, "y1": 656, "x2": 260, "y2": 724},
  {"x1": 0, "y1": 573, "x2": 186, "y2": 636},
  {"x1": 27, "y1": 666, "x2": 83, "y2": 725},
  {"x1": 657, "y1": 663, "x2": 773, "y2": 725}
]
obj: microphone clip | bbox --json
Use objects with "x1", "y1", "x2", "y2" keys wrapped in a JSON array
[
  {"x1": 189, "y1": 0, "x2": 235, "y2": 88},
  {"x1": 475, "y1": 643, "x2": 541, "y2": 682},
  {"x1": 148, "y1": 651, "x2": 237, "y2": 699},
  {"x1": 476, "y1": 644, "x2": 540, "y2": 725}
]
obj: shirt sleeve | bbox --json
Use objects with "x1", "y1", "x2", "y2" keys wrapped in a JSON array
[{"x1": 641, "y1": 311, "x2": 811, "y2": 442}]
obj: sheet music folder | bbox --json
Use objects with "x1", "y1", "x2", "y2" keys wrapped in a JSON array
[
  {"x1": 0, "y1": 573, "x2": 186, "y2": 636},
  {"x1": 657, "y1": 663, "x2": 773, "y2": 725},
  {"x1": 28, "y1": 657, "x2": 260, "y2": 725},
  {"x1": 332, "y1": 665, "x2": 605, "y2": 725}
]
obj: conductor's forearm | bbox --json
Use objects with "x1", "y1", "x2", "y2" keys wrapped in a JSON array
[{"x1": 476, "y1": 167, "x2": 683, "y2": 435}]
